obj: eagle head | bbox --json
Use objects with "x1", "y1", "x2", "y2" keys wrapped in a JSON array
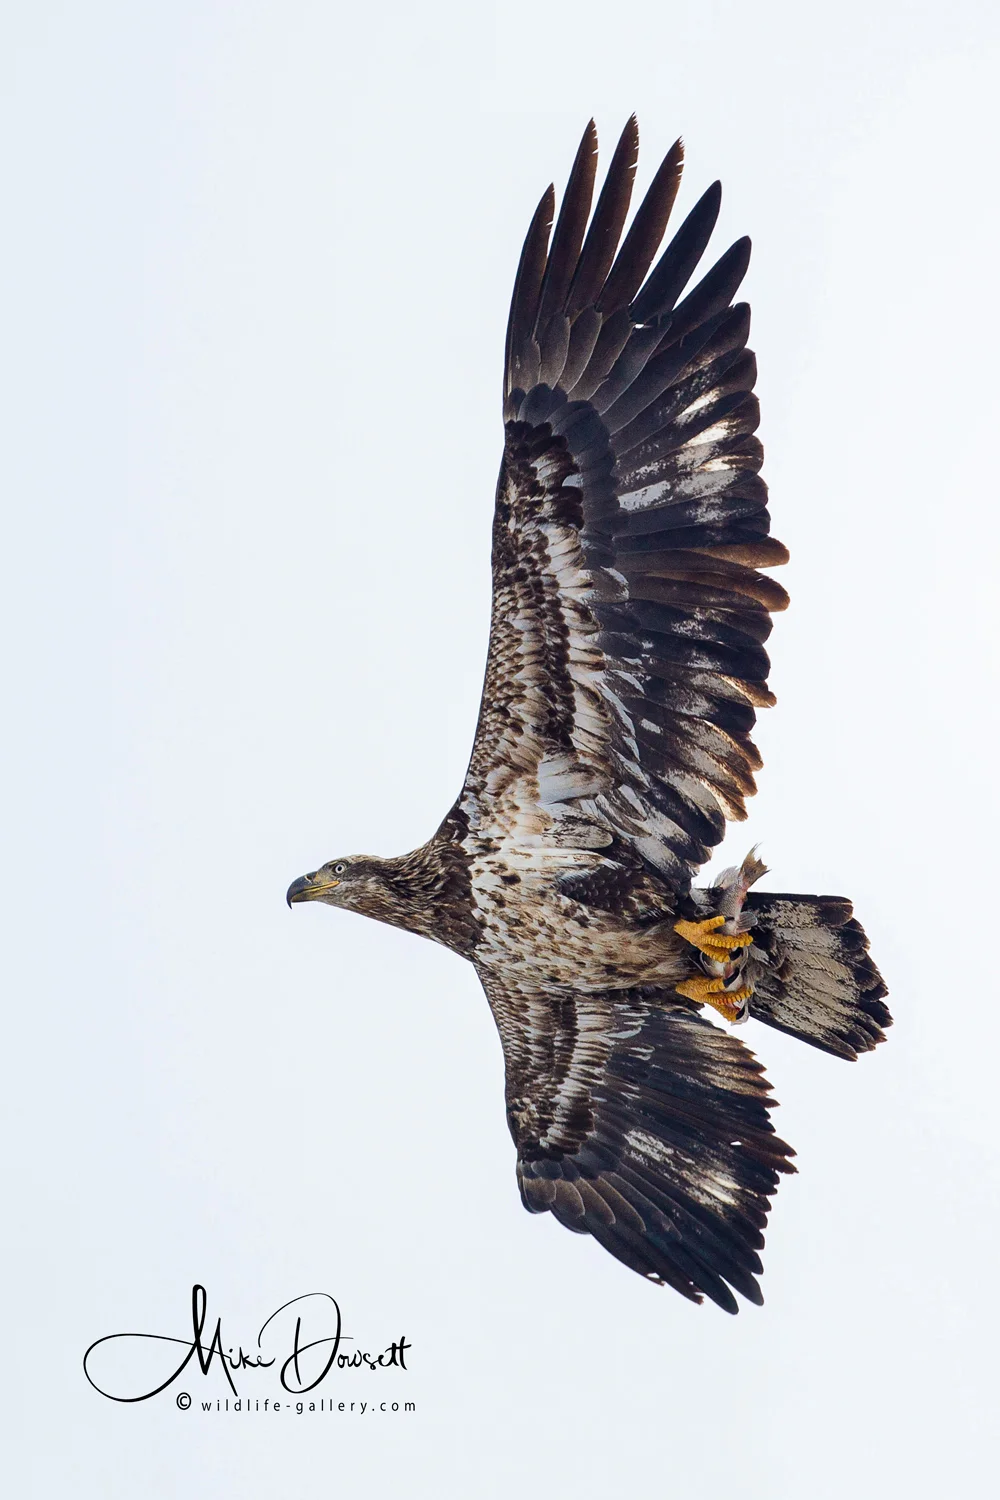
[{"x1": 286, "y1": 856, "x2": 393, "y2": 917}]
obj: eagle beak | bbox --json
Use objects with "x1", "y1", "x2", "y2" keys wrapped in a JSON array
[
  {"x1": 285, "y1": 873, "x2": 339, "y2": 907},
  {"x1": 286, "y1": 875, "x2": 314, "y2": 907}
]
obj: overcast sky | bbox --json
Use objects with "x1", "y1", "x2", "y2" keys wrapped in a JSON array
[{"x1": 4, "y1": 2, "x2": 1000, "y2": 1495}]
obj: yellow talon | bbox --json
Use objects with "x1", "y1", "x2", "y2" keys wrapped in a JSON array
[
  {"x1": 675, "y1": 975, "x2": 753, "y2": 1023},
  {"x1": 674, "y1": 915, "x2": 753, "y2": 959}
]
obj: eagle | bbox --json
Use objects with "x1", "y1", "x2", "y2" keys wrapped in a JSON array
[{"x1": 286, "y1": 119, "x2": 890, "y2": 1313}]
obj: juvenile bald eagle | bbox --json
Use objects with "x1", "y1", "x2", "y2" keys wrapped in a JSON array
[{"x1": 287, "y1": 120, "x2": 890, "y2": 1313}]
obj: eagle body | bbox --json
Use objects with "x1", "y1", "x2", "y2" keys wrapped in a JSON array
[
  {"x1": 288, "y1": 120, "x2": 890, "y2": 1313},
  {"x1": 469, "y1": 856, "x2": 686, "y2": 994}
]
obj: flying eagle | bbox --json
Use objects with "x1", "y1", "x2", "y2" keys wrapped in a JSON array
[{"x1": 287, "y1": 119, "x2": 890, "y2": 1313}]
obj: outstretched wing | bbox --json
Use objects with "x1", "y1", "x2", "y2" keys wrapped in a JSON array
[
  {"x1": 462, "y1": 119, "x2": 788, "y2": 892},
  {"x1": 478, "y1": 969, "x2": 796, "y2": 1312}
]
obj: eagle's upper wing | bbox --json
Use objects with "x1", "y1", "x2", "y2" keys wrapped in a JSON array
[
  {"x1": 461, "y1": 119, "x2": 789, "y2": 891},
  {"x1": 478, "y1": 969, "x2": 795, "y2": 1312}
]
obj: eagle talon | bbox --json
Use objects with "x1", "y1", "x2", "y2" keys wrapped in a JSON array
[
  {"x1": 676, "y1": 975, "x2": 754, "y2": 1024},
  {"x1": 674, "y1": 914, "x2": 753, "y2": 961}
]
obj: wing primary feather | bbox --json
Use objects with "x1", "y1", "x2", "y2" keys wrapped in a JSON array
[
  {"x1": 658, "y1": 236, "x2": 752, "y2": 347},
  {"x1": 535, "y1": 120, "x2": 599, "y2": 331},
  {"x1": 630, "y1": 180, "x2": 723, "y2": 326},
  {"x1": 559, "y1": 307, "x2": 604, "y2": 392},
  {"x1": 504, "y1": 184, "x2": 555, "y2": 400},
  {"x1": 565, "y1": 116, "x2": 640, "y2": 319},
  {"x1": 604, "y1": 308, "x2": 742, "y2": 441},
  {"x1": 564, "y1": 306, "x2": 634, "y2": 402},
  {"x1": 597, "y1": 137, "x2": 685, "y2": 314}
]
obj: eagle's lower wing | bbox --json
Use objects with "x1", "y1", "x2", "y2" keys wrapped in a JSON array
[
  {"x1": 461, "y1": 118, "x2": 788, "y2": 892},
  {"x1": 478, "y1": 968, "x2": 795, "y2": 1312}
]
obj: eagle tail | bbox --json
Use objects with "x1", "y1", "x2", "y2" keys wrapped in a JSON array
[{"x1": 740, "y1": 893, "x2": 891, "y2": 1061}]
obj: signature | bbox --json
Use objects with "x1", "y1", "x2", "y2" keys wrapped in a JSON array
[{"x1": 83, "y1": 1284, "x2": 411, "y2": 1402}]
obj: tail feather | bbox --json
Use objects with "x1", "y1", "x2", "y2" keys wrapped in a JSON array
[{"x1": 742, "y1": 894, "x2": 890, "y2": 1061}]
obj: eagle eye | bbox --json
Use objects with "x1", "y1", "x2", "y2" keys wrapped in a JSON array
[{"x1": 333, "y1": 862, "x2": 347, "y2": 875}]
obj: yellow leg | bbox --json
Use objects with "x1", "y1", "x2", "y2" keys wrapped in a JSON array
[
  {"x1": 675, "y1": 974, "x2": 753, "y2": 1023},
  {"x1": 674, "y1": 914, "x2": 753, "y2": 962}
]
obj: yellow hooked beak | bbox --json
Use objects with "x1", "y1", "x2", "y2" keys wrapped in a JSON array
[{"x1": 286, "y1": 874, "x2": 340, "y2": 907}]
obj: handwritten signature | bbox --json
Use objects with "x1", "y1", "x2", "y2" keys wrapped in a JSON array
[{"x1": 83, "y1": 1284, "x2": 411, "y2": 1402}]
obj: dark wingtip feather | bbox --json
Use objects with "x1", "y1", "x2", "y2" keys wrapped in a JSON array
[
  {"x1": 505, "y1": 183, "x2": 555, "y2": 397},
  {"x1": 565, "y1": 116, "x2": 640, "y2": 319},
  {"x1": 598, "y1": 136, "x2": 686, "y2": 315},
  {"x1": 660, "y1": 235, "x2": 753, "y2": 346},
  {"x1": 629, "y1": 179, "x2": 723, "y2": 326},
  {"x1": 535, "y1": 120, "x2": 599, "y2": 331}
]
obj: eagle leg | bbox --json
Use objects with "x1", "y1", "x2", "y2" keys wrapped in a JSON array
[
  {"x1": 675, "y1": 974, "x2": 754, "y2": 1024},
  {"x1": 674, "y1": 915, "x2": 753, "y2": 961}
]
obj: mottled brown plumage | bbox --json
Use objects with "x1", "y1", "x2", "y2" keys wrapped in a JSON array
[{"x1": 287, "y1": 121, "x2": 890, "y2": 1312}]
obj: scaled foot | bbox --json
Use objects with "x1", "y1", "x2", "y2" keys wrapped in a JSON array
[
  {"x1": 675, "y1": 974, "x2": 753, "y2": 1024},
  {"x1": 674, "y1": 914, "x2": 753, "y2": 962}
]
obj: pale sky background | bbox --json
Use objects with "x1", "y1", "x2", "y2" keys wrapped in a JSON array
[{"x1": 3, "y1": 1, "x2": 1000, "y2": 1495}]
